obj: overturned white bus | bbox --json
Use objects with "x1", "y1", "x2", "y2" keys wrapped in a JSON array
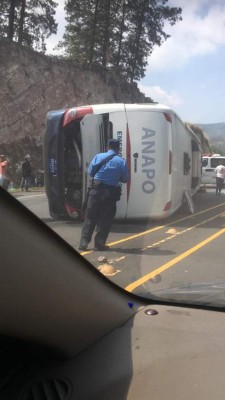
[{"x1": 44, "y1": 103, "x2": 201, "y2": 221}]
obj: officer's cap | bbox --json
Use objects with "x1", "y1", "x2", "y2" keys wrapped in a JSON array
[{"x1": 108, "y1": 139, "x2": 120, "y2": 149}]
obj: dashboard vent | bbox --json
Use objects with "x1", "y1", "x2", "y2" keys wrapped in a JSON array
[{"x1": 19, "y1": 378, "x2": 71, "y2": 400}]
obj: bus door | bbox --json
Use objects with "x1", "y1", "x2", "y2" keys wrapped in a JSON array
[{"x1": 80, "y1": 114, "x2": 104, "y2": 202}]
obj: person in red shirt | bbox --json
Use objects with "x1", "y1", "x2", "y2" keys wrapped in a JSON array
[{"x1": 0, "y1": 155, "x2": 11, "y2": 190}]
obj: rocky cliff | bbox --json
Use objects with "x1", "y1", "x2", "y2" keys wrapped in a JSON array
[{"x1": 0, "y1": 39, "x2": 149, "y2": 185}]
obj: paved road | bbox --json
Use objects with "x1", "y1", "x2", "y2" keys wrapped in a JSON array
[{"x1": 15, "y1": 188, "x2": 225, "y2": 302}]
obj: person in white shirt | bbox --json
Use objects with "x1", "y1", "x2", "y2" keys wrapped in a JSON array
[{"x1": 215, "y1": 163, "x2": 225, "y2": 195}]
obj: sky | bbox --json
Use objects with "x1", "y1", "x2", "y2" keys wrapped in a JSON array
[{"x1": 45, "y1": 0, "x2": 225, "y2": 124}]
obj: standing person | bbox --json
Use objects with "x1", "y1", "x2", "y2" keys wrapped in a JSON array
[
  {"x1": 0, "y1": 155, "x2": 11, "y2": 190},
  {"x1": 215, "y1": 163, "x2": 225, "y2": 195},
  {"x1": 21, "y1": 154, "x2": 32, "y2": 191},
  {"x1": 79, "y1": 139, "x2": 129, "y2": 251}
]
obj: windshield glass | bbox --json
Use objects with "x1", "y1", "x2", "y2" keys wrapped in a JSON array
[
  {"x1": 201, "y1": 158, "x2": 208, "y2": 167},
  {"x1": 2, "y1": 1, "x2": 225, "y2": 310}
]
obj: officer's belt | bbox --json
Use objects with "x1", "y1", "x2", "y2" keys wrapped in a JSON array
[{"x1": 92, "y1": 180, "x2": 116, "y2": 189}]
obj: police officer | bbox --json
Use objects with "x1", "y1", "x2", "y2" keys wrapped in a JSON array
[{"x1": 79, "y1": 139, "x2": 128, "y2": 251}]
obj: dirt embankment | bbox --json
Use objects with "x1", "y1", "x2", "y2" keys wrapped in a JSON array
[{"x1": 0, "y1": 39, "x2": 150, "y2": 186}]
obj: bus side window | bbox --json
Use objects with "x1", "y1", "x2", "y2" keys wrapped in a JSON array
[
  {"x1": 105, "y1": 121, "x2": 113, "y2": 143},
  {"x1": 103, "y1": 116, "x2": 113, "y2": 147}
]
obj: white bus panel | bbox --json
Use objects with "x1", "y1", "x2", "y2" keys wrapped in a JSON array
[{"x1": 44, "y1": 103, "x2": 201, "y2": 221}]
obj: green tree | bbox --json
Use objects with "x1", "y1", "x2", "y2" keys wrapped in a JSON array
[
  {"x1": 8, "y1": 0, "x2": 17, "y2": 40},
  {"x1": 59, "y1": 0, "x2": 182, "y2": 81},
  {"x1": 112, "y1": 0, "x2": 130, "y2": 74},
  {"x1": 0, "y1": 0, "x2": 13, "y2": 38},
  {"x1": 0, "y1": 0, "x2": 58, "y2": 52},
  {"x1": 59, "y1": 0, "x2": 95, "y2": 62},
  {"x1": 59, "y1": 0, "x2": 128, "y2": 68},
  {"x1": 124, "y1": 0, "x2": 182, "y2": 82}
]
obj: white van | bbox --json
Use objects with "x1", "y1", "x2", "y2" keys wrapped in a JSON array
[
  {"x1": 201, "y1": 154, "x2": 225, "y2": 186},
  {"x1": 44, "y1": 103, "x2": 201, "y2": 220}
]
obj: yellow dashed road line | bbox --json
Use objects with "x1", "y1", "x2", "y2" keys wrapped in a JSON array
[
  {"x1": 125, "y1": 227, "x2": 225, "y2": 293},
  {"x1": 80, "y1": 202, "x2": 225, "y2": 255},
  {"x1": 142, "y1": 212, "x2": 224, "y2": 250}
]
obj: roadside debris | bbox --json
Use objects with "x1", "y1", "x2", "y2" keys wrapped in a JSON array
[
  {"x1": 97, "y1": 264, "x2": 121, "y2": 276},
  {"x1": 166, "y1": 228, "x2": 178, "y2": 235},
  {"x1": 97, "y1": 256, "x2": 108, "y2": 263},
  {"x1": 97, "y1": 255, "x2": 121, "y2": 276}
]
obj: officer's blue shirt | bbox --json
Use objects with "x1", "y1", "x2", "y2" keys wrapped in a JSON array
[{"x1": 88, "y1": 150, "x2": 128, "y2": 186}]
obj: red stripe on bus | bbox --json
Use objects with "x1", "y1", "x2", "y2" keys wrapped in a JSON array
[
  {"x1": 163, "y1": 201, "x2": 172, "y2": 211},
  {"x1": 126, "y1": 123, "x2": 131, "y2": 201},
  {"x1": 63, "y1": 107, "x2": 93, "y2": 127}
]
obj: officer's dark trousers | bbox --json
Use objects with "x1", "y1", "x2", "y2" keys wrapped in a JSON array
[{"x1": 80, "y1": 185, "x2": 117, "y2": 247}]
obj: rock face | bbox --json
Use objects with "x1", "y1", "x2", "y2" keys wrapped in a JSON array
[{"x1": 0, "y1": 39, "x2": 149, "y2": 185}]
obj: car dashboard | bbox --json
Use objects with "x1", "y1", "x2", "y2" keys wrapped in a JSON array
[{"x1": 1, "y1": 187, "x2": 225, "y2": 400}]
